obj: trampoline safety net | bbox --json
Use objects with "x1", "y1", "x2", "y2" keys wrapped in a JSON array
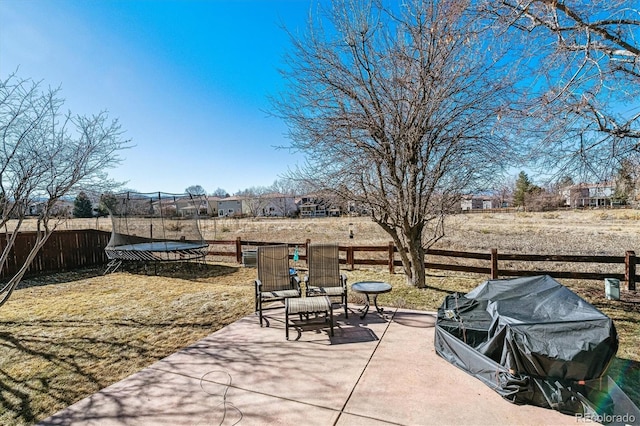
[{"x1": 102, "y1": 191, "x2": 209, "y2": 263}]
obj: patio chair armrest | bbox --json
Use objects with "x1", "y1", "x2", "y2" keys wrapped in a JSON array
[{"x1": 255, "y1": 279, "x2": 263, "y2": 293}]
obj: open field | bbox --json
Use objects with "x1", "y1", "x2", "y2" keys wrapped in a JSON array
[
  {"x1": 0, "y1": 210, "x2": 639, "y2": 424},
  {"x1": 51, "y1": 208, "x2": 640, "y2": 255}
]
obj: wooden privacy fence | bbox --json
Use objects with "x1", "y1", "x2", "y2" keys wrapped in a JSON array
[
  {"x1": 0, "y1": 230, "x2": 110, "y2": 279},
  {"x1": 208, "y1": 237, "x2": 638, "y2": 290}
]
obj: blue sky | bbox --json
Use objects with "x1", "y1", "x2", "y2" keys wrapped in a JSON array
[{"x1": 0, "y1": 0, "x2": 312, "y2": 195}]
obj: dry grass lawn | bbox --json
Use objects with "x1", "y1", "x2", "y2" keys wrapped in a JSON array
[
  {"x1": 0, "y1": 263, "x2": 256, "y2": 425},
  {"x1": 1, "y1": 211, "x2": 639, "y2": 424}
]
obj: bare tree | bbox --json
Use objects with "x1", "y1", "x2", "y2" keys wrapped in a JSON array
[
  {"x1": 612, "y1": 158, "x2": 637, "y2": 204},
  {"x1": 484, "y1": 1, "x2": 640, "y2": 179},
  {"x1": 235, "y1": 186, "x2": 270, "y2": 217},
  {"x1": 270, "y1": 178, "x2": 297, "y2": 196},
  {"x1": 185, "y1": 185, "x2": 206, "y2": 196},
  {"x1": 274, "y1": 0, "x2": 519, "y2": 287},
  {"x1": 525, "y1": 185, "x2": 564, "y2": 211},
  {"x1": 491, "y1": 178, "x2": 515, "y2": 208},
  {"x1": 210, "y1": 187, "x2": 229, "y2": 198},
  {"x1": 0, "y1": 73, "x2": 129, "y2": 307},
  {"x1": 268, "y1": 178, "x2": 298, "y2": 216}
]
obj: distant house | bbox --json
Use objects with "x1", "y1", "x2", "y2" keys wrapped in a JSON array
[
  {"x1": 461, "y1": 196, "x2": 494, "y2": 211},
  {"x1": 153, "y1": 198, "x2": 178, "y2": 217},
  {"x1": 298, "y1": 193, "x2": 343, "y2": 217},
  {"x1": 259, "y1": 193, "x2": 297, "y2": 217},
  {"x1": 299, "y1": 198, "x2": 326, "y2": 217},
  {"x1": 482, "y1": 199, "x2": 495, "y2": 209},
  {"x1": 172, "y1": 196, "x2": 212, "y2": 217},
  {"x1": 327, "y1": 206, "x2": 342, "y2": 217},
  {"x1": 204, "y1": 197, "x2": 219, "y2": 217},
  {"x1": 346, "y1": 200, "x2": 371, "y2": 216},
  {"x1": 460, "y1": 195, "x2": 501, "y2": 211},
  {"x1": 461, "y1": 196, "x2": 482, "y2": 211},
  {"x1": 217, "y1": 197, "x2": 248, "y2": 217},
  {"x1": 29, "y1": 199, "x2": 75, "y2": 217},
  {"x1": 562, "y1": 183, "x2": 614, "y2": 208},
  {"x1": 216, "y1": 194, "x2": 297, "y2": 218}
]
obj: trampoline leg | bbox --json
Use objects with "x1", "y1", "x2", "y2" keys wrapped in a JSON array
[{"x1": 104, "y1": 260, "x2": 122, "y2": 275}]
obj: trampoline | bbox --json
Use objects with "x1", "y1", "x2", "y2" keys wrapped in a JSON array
[{"x1": 103, "y1": 191, "x2": 209, "y2": 272}]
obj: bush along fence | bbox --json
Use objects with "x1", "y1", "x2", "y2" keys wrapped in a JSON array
[
  {"x1": 0, "y1": 230, "x2": 110, "y2": 280},
  {"x1": 208, "y1": 237, "x2": 638, "y2": 291}
]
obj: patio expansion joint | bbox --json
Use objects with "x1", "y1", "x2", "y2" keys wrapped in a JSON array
[{"x1": 332, "y1": 307, "x2": 398, "y2": 426}]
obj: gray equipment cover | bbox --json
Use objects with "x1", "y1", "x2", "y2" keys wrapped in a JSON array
[{"x1": 435, "y1": 275, "x2": 620, "y2": 416}]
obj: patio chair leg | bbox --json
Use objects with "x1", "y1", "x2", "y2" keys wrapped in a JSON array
[
  {"x1": 259, "y1": 301, "x2": 264, "y2": 327},
  {"x1": 285, "y1": 307, "x2": 289, "y2": 340},
  {"x1": 329, "y1": 305, "x2": 334, "y2": 337},
  {"x1": 344, "y1": 296, "x2": 348, "y2": 318}
]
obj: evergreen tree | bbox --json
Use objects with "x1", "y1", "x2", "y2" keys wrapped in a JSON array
[
  {"x1": 613, "y1": 160, "x2": 635, "y2": 205},
  {"x1": 73, "y1": 192, "x2": 94, "y2": 218},
  {"x1": 513, "y1": 171, "x2": 532, "y2": 208},
  {"x1": 97, "y1": 193, "x2": 118, "y2": 217}
]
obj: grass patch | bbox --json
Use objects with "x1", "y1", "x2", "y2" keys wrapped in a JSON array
[
  {"x1": 0, "y1": 263, "x2": 255, "y2": 425},
  {"x1": 344, "y1": 268, "x2": 477, "y2": 310},
  {"x1": 562, "y1": 279, "x2": 640, "y2": 407}
]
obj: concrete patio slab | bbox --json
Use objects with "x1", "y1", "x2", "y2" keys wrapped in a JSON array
[
  {"x1": 39, "y1": 366, "x2": 341, "y2": 425},
  {"x1": 40, "y1": 306, "x2": 580, "y2": 425},
  {"x1": 340, "y1": 310, "x2": 574, "y2": 426}
]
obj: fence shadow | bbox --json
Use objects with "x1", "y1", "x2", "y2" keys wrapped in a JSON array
[
  {"x1": 115, "y1": 261, "x2": 239, "y2": 279},
  {"x1": 15, "y1": 267, "x2": 105, "y2": 290},
  {"x1": 13, "y1": 262, "x2": 240, "y2": 290}
]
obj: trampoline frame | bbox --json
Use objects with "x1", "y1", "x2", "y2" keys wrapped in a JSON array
[
  {"x1": 105, "y1": 242, "x2": 209, "y2": 262},
  {"x1": 103, "y1": 191, "x2": 210, "y2": 272}
]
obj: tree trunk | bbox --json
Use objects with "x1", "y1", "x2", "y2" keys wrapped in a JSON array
[
  {"x1": 405, "y1": 242, "x2": 426, "y2": 288},
  {"x1": 378, "y1": 220, "x2": 428, "y2": 288}
]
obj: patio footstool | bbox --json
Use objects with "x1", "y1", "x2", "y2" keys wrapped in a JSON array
[{"x1": 285, "y1": 296, "x2": 334, "y2": 340}]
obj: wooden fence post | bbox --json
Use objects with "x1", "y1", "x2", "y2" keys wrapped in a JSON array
[
  {"x1": 626, "y1": 250, "x2": 636, "y2": 291},
  {"x1": 388, "y1": 242, "x2": 395, "y2": 274},
  {"x1": 235, "y1": 237, "x2": 242, "y2": 264},
  {"x1": 348, "y1": 246, "x2": 355, "y2": 270},
  {"x1": 491, "y1": 248, "x2": 498, "y2": 279}
]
